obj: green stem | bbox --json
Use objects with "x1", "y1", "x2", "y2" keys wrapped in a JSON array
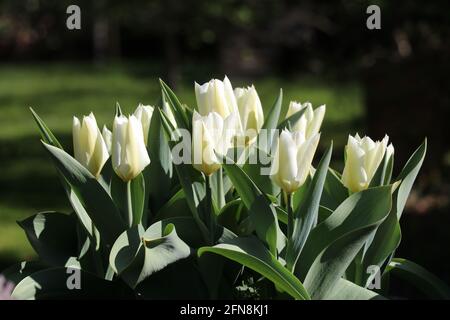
[
  {"x1": 126, "y1": 180, "x2": 133, "y2": 228},
  {"x1": 205, "y1": 174, "x2": 215, "y2": 245},
  {"x1": 286, "y1": 192, "x2": 293, "y2": 240}
]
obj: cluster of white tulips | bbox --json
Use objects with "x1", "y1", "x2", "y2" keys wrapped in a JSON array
[{"x1": 72, "y1": 76, "x2": 392, "y2": 198}]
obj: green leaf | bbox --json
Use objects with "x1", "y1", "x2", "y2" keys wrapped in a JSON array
[
  {"x1": 144, "y1": 106, "x2": 173, "y2": 220},
  {"x1": 295, "y1": 185, "x2": 392, "y2": 281},
  {"x1": 321, "y1": 168, "x2": 348, "y2": 210},
  {"x1": 323, "y1": 278, "x2": 385, "y2": 300},
  {"x1": 199, "y1": 236, "x2": 310, "y2": 300},
  {"x1": 11, "y1": 268, "x2": 133, "y2": 300},
  {"x1": 286, "y1": 143, "x2": 333, "y2": 271},
  {"x1": 242, "y1": 147, "x2": 280, "y2": 196},
  {"x1": 304, "y1": 224, "x2": 385, "y2": 299},
  {"x1": 18, "y1": 212, "x2": 79, "y2": 267},
  {"x1": 1, "y1": 261, "x2": 48, "y2": 285},
  {"x1": 153, "y1": 189, "x2": 191, "y2": 221},
  {"x1": 276, "y1": 106, "x2": 307, "y2": 130},
  {"x1": 369, "y1": 151, "x2": 394, "y2": 188},
  {"x1": 29, "y1": 107, "x2": 63, "y2": 149},
  {"x1": 210, "y1": 167, "x2": 226, "y2": 211},
  {"x1": 42, "y1": 142, "x2": 126, "y2": 248},
  {"x1": 259, "y1": 89, "x2": 283, "y2": 153},
  {"x1": 395, "y1": 139, "x2": 427, "y2": 218},
  {"x1": 159, "y1": 79, "x2": 190, "y2": 129},
  {"x1": 109, "y1": 222, "x2": 191, "y2": 288},
  {"x1": 222, "y1": 161, "x2": 279, "y2": 255},
  {"x1": 383, "y1": 258, "x2": 450, "y2": 299},
  {"x1": 129, "y1": 174, "x2": 145, "y2": 226}
]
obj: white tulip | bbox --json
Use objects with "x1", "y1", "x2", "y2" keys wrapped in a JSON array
[
  {"x1": 270, "y1": 130, "x2": 320, "y2": 194},
  {"x1": 286, "y1": 101, "x2": 326, "y2": 138},
  {"x1": 234, "y1": 85, "x2": 264, "y2": 145},
  {"x1": 195, "y1": 76, "x2": 239, "y2": 118},
  {"x1": 192, "y1": 111, "x2": 238, "y2": 176},
  {"x1": 133, "y1": 104, "x2": 154, "y2": 146},
  {"x1": 72, "y1": 113, "x2": 110, "y2": 177},
  {"x1": 341, "y1": 134, "x2": 390, "y2": 193},
  {"x1": 112, "y1": 115, "x2": 151, "y2": 182}
]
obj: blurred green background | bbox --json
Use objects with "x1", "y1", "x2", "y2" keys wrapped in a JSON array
[{"x1": 0, "y1": 0, "x2": 449, "y2": 292}]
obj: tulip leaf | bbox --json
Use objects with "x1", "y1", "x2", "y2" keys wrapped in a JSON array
[
  {"x1": 395, "y1": 138, "x2": 427, "y2": 219},
  {"x1": 361, "y1": 140, "x2": 427, "y2": 282},
  {"x1": 110, "y1": 223, "x2": 191, "y2": 288},
  {"x1": 1, "y1": 261, "x2": 48, "y2": 286},
  {"x1": 11, "y1": 267, "x2": 133, "y2": 300},
  {"x1": 369, "y1": 151, "x2": 394, "y2": 188},
  {"x1": 29, "y1": 107, "x2": 63, "y2": 149},
  {"x1": 153, "y1": 189, "x2": 191, "y2": 221},
  {"x1": 259, "y1": 89, "x2": 283, "y2": 153},
  {"x1": 295, "y1": 185, "x2": 392, "y2": 281},
  {"x1": 276, "y1": 106, "x2": 307, "y2": 130},
  {"x1": 198, "y1": 236, "x2": 310, "y2": 300},
  {"x1": 144, "y1": 105, "x2": 173, "y2": 222},
  {"x1": 323, "y1": 278, "x2": 384, "y2": 300},
  {"x1": 18, "y1": 212, "x2": 79, "y2": 267},
  {"x1": 286, "y1": 143, "x2": 333, "y2": 271},
  {"x1": 42, "y1": 142, "x2": 126, "y2": 248},
  {"x1": 210, "y1": 167, "x2": 226, "y2": 211},
  {"x1": 382, "y1": 258, "x2": 450, "y2": 299},
  {"x1": 160, "y1": 79, "x2": 190, "y2": 130},
  {"x1": 222, "y1": 161, "x2": 279, "y2": 256},
  {"x1": 304, "y1": 223, "x2": 384, "y2": 299},
  {"x1": 321, "y1": 168, "x2": 348, "y2": 210}
]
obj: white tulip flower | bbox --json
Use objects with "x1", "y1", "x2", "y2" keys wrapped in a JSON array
[
  {"x1": 270, "y1": 129, "x2": 321, "y2": 194},
  {"x1": 133, "y1": 104, "x2": 154, "y2": 146},
  {"x1": 286, "y1": 101, "x2": 326, "y2": 138},
  {"x1": 72, "y1": 113, "x2": 110, "y2": 177},
  {"x1": 341, "y1": 134, "x2": 390, "y2": 193},
  {"x1": 234, "y1": 85, "x2": 264, "y2": 145},
  {"x1": 195, "y1": 76, "x2": 239, "y2": 118},
  {"x1": 112, "y1": 114, "x2": 151, "y2": 182}
]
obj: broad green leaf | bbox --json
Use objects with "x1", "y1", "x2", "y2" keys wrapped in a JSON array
[
  {"x1": 1, "y1": 261, "x2": 48, "y2": 285},
  {"x1": 159, "y1": 79, "x2": 190, "y2": 129},
  {"x1": 369, "y1": 151, "x2": 394, "y2": 188},
  {"x1": 286, "y1": 143, "x2": 332, "y2": 271},
  {"x1": 153, "y1": 189, "x2": 191, "y2": 221},
  {"x1": 242, "y1": 147, "x2": 279, "y2": 196},
  {"x1": 321, "y1": 168, "x2": 348, "y2": 210},
  {"x1": 222, "y1": 161, "x2": 279, "y2": 255},
  {"x1": 199, "y1": 236, "x2": 310, "y2": 300},
  {"x1": 12, "y1": 267, "x2": 133, "y2": 300},
  {"x1": 18, "y1": 212, "x2": 78, "y2": 267},
  {"x1": 42, "y1": 142, "x2": 126, "y2": 247},
  {"x1": 304, "y1": 224, "x2": 384, "y2": 299},
  {"x1": 323, "y1": 278, "x2": 384, "y2": 300},
  {"x1": 383, "y1": 258, "x2": 450, "y2": 299},
  {"x1": 259, "y1": 89, "x2": 283, "y2": 153},
  {"x1": 295, "y1": 185, "x2": 392, "y2": 281},
  {"x1": 110, "y1": 222, "x2": 191, "y2": 288}
]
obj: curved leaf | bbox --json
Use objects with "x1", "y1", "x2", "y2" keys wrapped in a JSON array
[{"x1": 199, "y1": 236, "x2": 310, "y2": 300}]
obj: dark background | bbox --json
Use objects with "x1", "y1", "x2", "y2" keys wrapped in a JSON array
[{"x1": 0, "y1": 0, "x2": 449, "y2": 294}]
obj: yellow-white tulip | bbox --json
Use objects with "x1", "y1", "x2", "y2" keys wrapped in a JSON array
[
  {"x1": 72, "y1": 113, "x2": 110, "y2": 177},
  {"x1": 195, "y1": 76, "x2": 239, "y2": 118},
  {"x1": 286, "y1": 101, "x2": 326, "y2": 138},
  {"x1": 112, "y1": 115, "x2": 151, "y2": 182},
  {"x1": 133, "y1": 104, "x2": 154, "y2": 146},
  {"x1": 270, "y1": 130, "x2": 320, "y2": 194},
  {"x1": 192, "y1": 111, "x2": 238, "y2": 176},
  {"x1": 234, "y1": 85, "x2": 264, "y2": 145},
  {"x1": 341, "y1": 134, "x2": 390, "y2": 193}
]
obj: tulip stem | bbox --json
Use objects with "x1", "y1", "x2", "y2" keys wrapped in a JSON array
[
  {"x1": 286, "y1": 192, "x2": 294, "y2": 240},
  {"x1": 126, "y1": 181, "x2": 133, "y2": 228},
  {"x1": 205, "y1": 174, "x2": 215, "y2": 245}
]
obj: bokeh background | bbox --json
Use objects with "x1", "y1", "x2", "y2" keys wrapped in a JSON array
[{"x1": 0, "y1": 0, "x2": 449, "y2": 294}]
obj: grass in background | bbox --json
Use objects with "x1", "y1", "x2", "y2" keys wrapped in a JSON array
[{"x1": 0, "y1": 62, "x2": 365, "y2": 266}]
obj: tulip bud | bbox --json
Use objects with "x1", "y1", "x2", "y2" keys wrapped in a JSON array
[
  {"x1": 112, "y1": 114, "x2": 151, "y2": 182},
  {"x1": 270, "y1": 130, "x2": 320, "y2": 194},
  {"x1": 72, "y1": 113, "x2": 110, "y2": 177},
  {"x1": 133, "y1": 104, "x2": 154, "y2": 146},
  {"x1": 192, "y1": 111, "x2": 238, "y2": 176},
  {"x1": 195, "y1": 76, "x2": 238, "y2": 118},
  {"x1": 341, "y1": 134, "x2": 390, "y2": 193},
  {"x1": 234, "y1": 85, "x2": 264, "y2": 145},
  {"x1": 286, "y1": 102, "x2": 326, "y2": 138}
]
